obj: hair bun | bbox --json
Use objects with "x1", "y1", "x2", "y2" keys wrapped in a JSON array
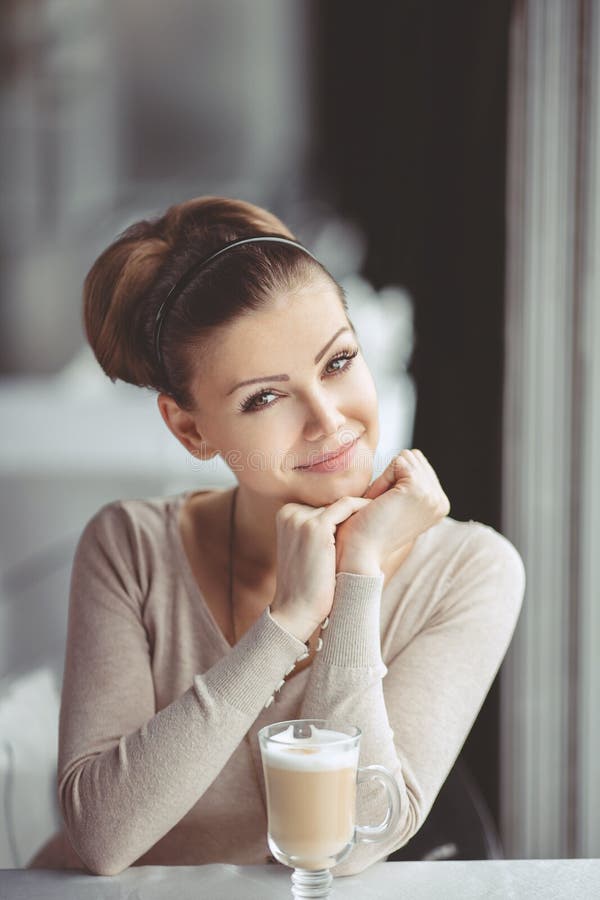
[{"x1": 82, "y1": 196, "x2": 334, "y2": 408}]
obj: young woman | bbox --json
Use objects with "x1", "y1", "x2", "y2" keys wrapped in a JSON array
[{"x1": 28, "y1": 196, "x2": 525, "y2": 877}]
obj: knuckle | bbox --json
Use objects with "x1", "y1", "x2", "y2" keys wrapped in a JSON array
[
  {"x1": 393, "y1": 455, "x2": 407, "y2": 472},
  {"x1": 277, "y1": 503, "x2": 295, "y2": 520},
  {"x1": 302, "y1": 516, "x2": 321, "y2": 532},
  {"x1": 433, "y1": 495, "x2": 449, "y2": 516}
]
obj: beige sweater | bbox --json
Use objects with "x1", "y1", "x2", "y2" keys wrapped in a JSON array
[{"x1": 28, "y1": 490, "x2": 525, "y2": 877}]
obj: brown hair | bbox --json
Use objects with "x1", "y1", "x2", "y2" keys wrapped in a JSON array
[{"x1": 83, "y1": 196, "x2": 348, "y2": 409}]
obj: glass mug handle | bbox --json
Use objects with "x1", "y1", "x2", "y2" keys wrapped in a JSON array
[{"x1": 354, "y1": 764, "x2": 401, "y2": 843}]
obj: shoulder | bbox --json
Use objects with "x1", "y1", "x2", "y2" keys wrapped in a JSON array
[
  {"x1": 74, "y1": 494, "x2": 184, "y2": 589},
  {"x1": 80, "y1": 493, "x2": 179, "y2": 545},
  {"x1": 429, "y1": 516, "x2": 526, "y2": 613},
  {"x1": 439, "y1": 516, "x2": 523, "y2": 570}
]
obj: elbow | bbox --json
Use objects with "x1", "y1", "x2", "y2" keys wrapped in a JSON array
[
  {"x1": 333, "y1": 794, "x2": 424, "y2": 877},
  {"x1": 84, "y1": 858, "x2": 129, "y2": 877},
  {"x1": 60, "y1": 824, "x2": 131, "y2": 877},
  {"x1": 63, "y1": 828, "x2": 132, "y2": 877},
  {"x1": 59, "y1": 774, "x2": 132, "y2": 877},
  {"x1": 61, "y1": 817, "x2": 135, "y2": 877},
  {"x1": 67, "y1": 854, "x2": 120, "y2": 877}
]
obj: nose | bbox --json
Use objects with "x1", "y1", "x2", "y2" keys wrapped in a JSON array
[{"x1": 302, "y1": 387, "x2": 346, "y2": 442}]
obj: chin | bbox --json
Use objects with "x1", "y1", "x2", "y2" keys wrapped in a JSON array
[{"x1": 302, "y1": 471, "x2": 372, "y2": 502}]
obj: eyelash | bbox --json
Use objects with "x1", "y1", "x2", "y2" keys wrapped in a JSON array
[{"x1": 238, "y1": 345, "x2": 360, "y2": 413}]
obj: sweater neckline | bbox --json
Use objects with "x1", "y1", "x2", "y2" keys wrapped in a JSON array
[
  {"x1": 167, "y1": 489, "x2": 234, "y2": 651},
  {"x1": 166, "y1": 490, "x2": 316, "y2": 691}
]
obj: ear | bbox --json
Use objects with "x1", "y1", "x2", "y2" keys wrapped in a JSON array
[{"x1": 157, "y1": 393, "x2": 219, "y2": 460}]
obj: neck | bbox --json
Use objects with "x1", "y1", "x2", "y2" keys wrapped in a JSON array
[{"x1": 231, "y1": 484, "x2": 281, "y2": 585}]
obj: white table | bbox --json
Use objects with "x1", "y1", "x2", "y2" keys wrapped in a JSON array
[{"x1": 1, "y1": 860, "x2": 599, "y2": 899}]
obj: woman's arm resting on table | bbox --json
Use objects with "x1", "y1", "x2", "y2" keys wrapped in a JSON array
[
  {"x1": 299, "y1": 524, "x2": 525, "y2": 876},
  {"x1": 58, "y1": 502, "x2": 307, "y2": 877}
]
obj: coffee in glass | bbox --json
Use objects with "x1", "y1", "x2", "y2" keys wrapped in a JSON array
[{"x1": 258, "y1": 719, "x2": 401, "y2": 899}]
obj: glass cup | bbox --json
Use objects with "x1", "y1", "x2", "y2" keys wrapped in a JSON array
[{"x1": 257, "y1": 719, "x2": 401, "y2": 899}]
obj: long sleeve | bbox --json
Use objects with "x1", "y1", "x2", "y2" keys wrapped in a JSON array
[
  {"x1": 57, "y1": 502, "x2": 307, "y2": 877},
  {"x1": 298, "y1": 523, "x2": 525, "y2": 876}
]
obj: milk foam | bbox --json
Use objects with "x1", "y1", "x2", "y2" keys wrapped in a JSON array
[{"x1": 264, "y1": 725, "x2": 359, "y2": 772}]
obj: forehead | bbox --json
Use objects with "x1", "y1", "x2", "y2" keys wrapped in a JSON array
[{"x1": 200, "y1": 281, "x2": 348, "y2": 376}]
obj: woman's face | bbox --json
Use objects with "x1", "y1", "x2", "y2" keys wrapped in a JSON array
[{"x1": 184, "y1": 277, "x2": 380, "y2": 506}]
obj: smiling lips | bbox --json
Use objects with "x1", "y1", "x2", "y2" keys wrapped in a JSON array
[{"x1": 296, "y1": 435, "x2": 360, "y2": 471}]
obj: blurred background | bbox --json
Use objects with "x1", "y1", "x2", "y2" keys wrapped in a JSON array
[{"x1": 1, "y1": 0, "x2": 599, "y2": 870}]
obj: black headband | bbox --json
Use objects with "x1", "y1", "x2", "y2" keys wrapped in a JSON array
[{"x1": 153, "y1": 235, "x2": 320, "y2": 377}]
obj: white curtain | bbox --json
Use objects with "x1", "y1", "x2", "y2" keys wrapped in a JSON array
[{"x1": 501, "y1": 0, "x2": 600, "y2": 858}]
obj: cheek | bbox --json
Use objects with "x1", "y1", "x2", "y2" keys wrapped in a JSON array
[
  {"x1": 351, "y1": 362, "x2": 378, "y2": 411},
  {"x1": 244, "y1": 399, "x2": 301, "y2": 444},
  {"x1": 231, "y1": 420, "x2": 294, "y2": 475}
]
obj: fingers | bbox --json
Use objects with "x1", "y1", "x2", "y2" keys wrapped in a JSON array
[
  {"x1": 412, "y1": 448, "x2": 435, "y2": 476},
  {"x1": 277, "y1": 496, "x2": 370, "y2": 529},
  {"x1": 362, "y1": 450, "x2": 414, "y2": 499},
  {"x1": 317, "y1": 495, "x2": 372, "y2": 527},
  {"x1": 362, "y1": 448, "x2": 437, "y2": 500},
  {"x1": 373, "y1": 456, "x2": 407, "y2": 494},
  {"x1": 409, "y1": 450, "x2": 450, "y2": 517},
  {"x1": 276, "y1": 503, "x2": 325, "y2": 526}
]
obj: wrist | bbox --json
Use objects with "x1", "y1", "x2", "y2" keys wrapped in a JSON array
[
  {"x1": 336, "y1": 553, "x2": 383, "y2": 577},
  {"x1": 269, "y1": 606, "x2": 315, "y2": 644}
]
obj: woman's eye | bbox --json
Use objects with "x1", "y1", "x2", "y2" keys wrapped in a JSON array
[
  {"x1": 324, "y1": 347, "x2": 359, "y2": 375},
  {"x1": 240, "y1": 389, "x2": 278, "y2": 412},
  {"x1": 238, "y1": 346, "x2": 359, "y2": 413}
]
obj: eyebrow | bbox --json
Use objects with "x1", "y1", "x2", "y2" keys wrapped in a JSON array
[{"x1": 226, "y1": 326, "x2": 353, "y2": 396}]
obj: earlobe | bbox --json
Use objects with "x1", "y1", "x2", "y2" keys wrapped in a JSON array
[
  {"x1": 190, "y1": 445, "x2": 220, "y2": 461},
  {"x1": 156, "y1": 392, "x2": 219, "y2": 460}
]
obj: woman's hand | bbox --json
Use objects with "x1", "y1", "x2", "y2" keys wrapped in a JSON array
[
  {"x1": 335, "y1": 449, "x2": 450, "y2": 571},
  {"x1": 270, "y1": 495, "x2": 371, "y2": 643}
]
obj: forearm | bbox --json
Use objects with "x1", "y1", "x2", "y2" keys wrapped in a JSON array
[
  {"x1": 297, "y1": 572, "x2": 389, "y2": 745},
  {"x1": 59, "y1": 607, "x2": 307, "y2": 876},
  {"x1": 298, "y1": 572, "x2": 418, "y2": 874}
]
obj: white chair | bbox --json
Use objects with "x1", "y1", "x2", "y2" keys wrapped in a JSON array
[{"x1": 0, "y1": 666, "x2": 62, "y2": 868}]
